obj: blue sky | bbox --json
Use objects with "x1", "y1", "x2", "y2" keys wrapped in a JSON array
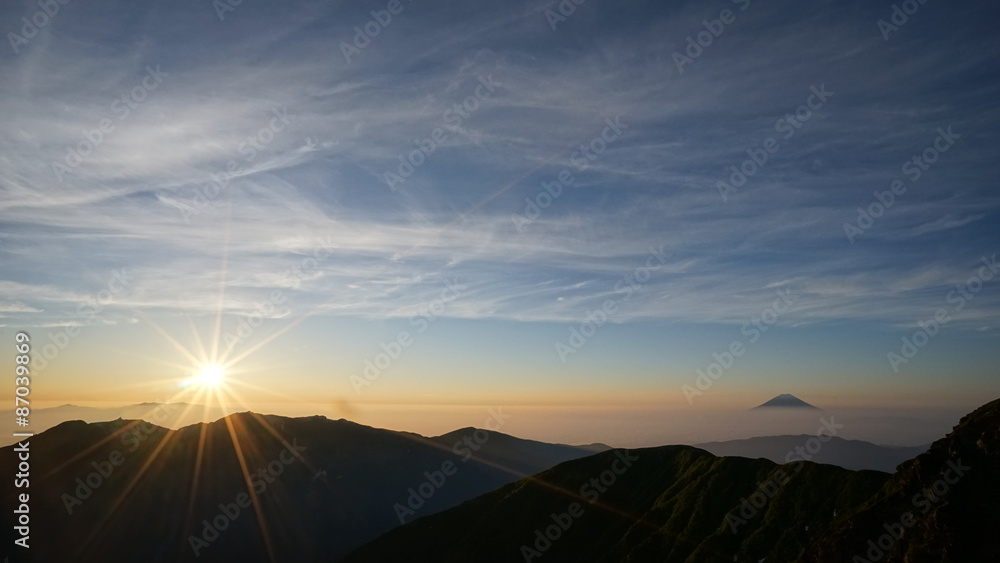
[{"x1": 1, "y1": 0, "x2": 998, "y2": 432}]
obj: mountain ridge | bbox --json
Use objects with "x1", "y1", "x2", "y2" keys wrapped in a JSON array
[
  {"x1": 2, "y1": 399, "x2": 997, "y2": 562},
  {"x1": 342, "y1": 397, "x2": 1000, "y2": 562},
  {"x1": 0, "y1": 411, "x2": 600, "y2": 562}
]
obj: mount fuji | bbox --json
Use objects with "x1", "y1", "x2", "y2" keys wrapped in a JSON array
[{"x1": 752, "y1": 393, "x2": 819, "y2": 409}]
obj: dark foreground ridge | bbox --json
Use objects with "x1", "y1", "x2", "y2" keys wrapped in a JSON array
[
  {"x1": 342, "y1": 397, "x2": 1000, "y2": 562},
  {"x1": 1, "y1": 398, "x2": 997, "y2": 562},
  {"x1": 803, "y1": 397, "x2": 1000, "y2": 562},
  {"x1": 0, "y1": 412, "x2": 598, "y2": 562}
]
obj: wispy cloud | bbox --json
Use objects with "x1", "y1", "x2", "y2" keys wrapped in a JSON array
[{"x1": 1, "y1": 0, "x2": 998, "y2": 333}]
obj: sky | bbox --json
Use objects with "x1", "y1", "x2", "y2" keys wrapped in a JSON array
[{"x1": 1, "y1": 0, "x2": 998, "y2": 445}]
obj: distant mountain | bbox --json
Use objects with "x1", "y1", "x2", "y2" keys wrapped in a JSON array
[
  {"x1": 343, "y1": 398, "x2": 1000, "y2": 562},
  {"x1": 753, "y1": 393, "x2": 819, "y2": 409},
  {"x1": 430, "y1": 427, "x2": 610, "y2": 475},
  {"x1": 0, "y1": 414, "x2": 600, "y2": 562},
  {"x1": 696, "y1": 435, "x2": 928, "y2": 472}
]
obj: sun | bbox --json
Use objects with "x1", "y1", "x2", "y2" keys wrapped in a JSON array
[{"x1": 192, "y1": 363, "x2": 227, "y2": 388}]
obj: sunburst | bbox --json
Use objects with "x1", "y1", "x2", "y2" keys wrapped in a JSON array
[{"x1": 184, "y1": 363, "x2": 227, "y2": 390}]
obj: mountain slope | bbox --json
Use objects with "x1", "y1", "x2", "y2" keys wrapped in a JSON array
[
  {"x1": 430, "y1": 427, "x2": 610, "y2": 476},
  {"x1": 343, "y1": 398, "x2": 1000, "y2": 563},
  {"x1": 341, "y1": 446, "x2": 888, "y2": 562},
  {"x1": 0, "y1": 413, "x2": 597, "y2": 562},
  {"x1": 800, "y1": 397, "x2": 1000, "y2": 562}
]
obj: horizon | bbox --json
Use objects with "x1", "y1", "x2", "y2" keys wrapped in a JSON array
[{"x1": 4, "y1": 394, "x2": 978, "y2": 450}]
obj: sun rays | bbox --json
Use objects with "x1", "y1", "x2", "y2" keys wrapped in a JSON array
[
  {"x1": 70, "y1": 132, "x2": 597, "y2": 562},
  {"x1": 69, "y1": 220, "x2": 299, "y2": 562},
  {"x1": 183, "y1": 362, "x2": 227, "y2": 390}
]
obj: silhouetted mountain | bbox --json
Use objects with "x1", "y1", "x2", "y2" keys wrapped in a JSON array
[
  {"x1": 4, "y1": 399, "x2": 997, "y2": 562},
  {"x1": 752, "y1": 393, "x2": 818, "y2": 409},
  {"x1": 344, "y1": 398, "x2": 1000, "y2": 562},
  {"x1": 430, "y1": 427, "x2": 610, "y2": 475},
  {"x1": 0, "y1": 413, "x2": 598, "y2": 562},
  {"x1": 801, "y1": 397, "x2": 1000, "y2": 562},
  {"x1": 696, "y1": 435, "x2": 928, "y2": 472},
  {"x1": 341, "y1": 445, "x2": 887, "y2": 562},
  {"x1": 0, "y1": 402, "x2": 235, "y2": 446}
]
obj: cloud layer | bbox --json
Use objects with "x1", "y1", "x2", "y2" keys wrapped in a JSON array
[{"x1": 1, "y1": 0, "x2": 999, "y2": 333}]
